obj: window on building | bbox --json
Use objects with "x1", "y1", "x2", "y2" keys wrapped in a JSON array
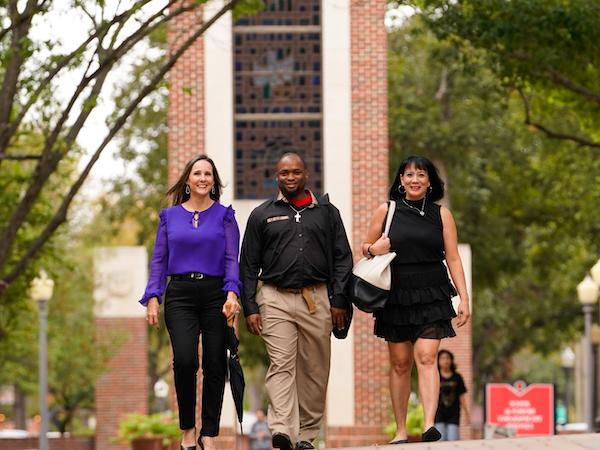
[{"x1": 233, "y1": 0, "x2": 323, "y2": 199}]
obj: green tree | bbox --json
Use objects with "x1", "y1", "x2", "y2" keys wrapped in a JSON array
[
  {"x1": 46, "y1": 242, "x2": 121, "y2": 434},
  {"x1": 397, "y1": 0, "x2": 600, "y2": 148},
  {"x1": 0, "y1": 0, "x2": 257, "y2": 295},
  {"x1": 0, "y1": 130, "x2": 78, "y2": 425},
  {"x1": 387, "y1": 16, "x2": 600, "y2": 395}
]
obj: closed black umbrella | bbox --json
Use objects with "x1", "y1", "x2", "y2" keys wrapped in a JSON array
[{"x1": 226, "y1": 324, "x2": 245, "y2": 434}]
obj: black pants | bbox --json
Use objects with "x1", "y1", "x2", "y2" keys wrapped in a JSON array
[{"x1": 164, "y1": 277, "x2": 227, "y2": 435}]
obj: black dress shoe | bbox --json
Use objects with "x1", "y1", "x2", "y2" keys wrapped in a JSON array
[
  {"x1": 421, "y1": 426, "x2": 441, "y2": 442},
  {"x1": 388, "y1": 439, "x2": 409, "y2": 444},
  {"x1": 272, "y1": 433, "x2": 294, "y2": 450},
  {"x1": 295, "y1": 441, "x2": 315, "y2": 450}
]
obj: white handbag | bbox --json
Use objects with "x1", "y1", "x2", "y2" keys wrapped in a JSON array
[{"x1": 349, "y1": 201, "x2": 396, "y2": 312}]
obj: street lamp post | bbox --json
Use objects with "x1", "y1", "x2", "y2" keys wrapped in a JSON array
[
  {"x1": 561, "y1": 347, "x2": 575, "y2": 423},
  {"x1": 30, "y1": 270, "x2": 54, "y2": 450},
  {"x1": 577, "y1": 275, "x2": 598, "y2": 432},
  {"x1": 591, "y1": 260, "x2": 600, "y2": 322}
]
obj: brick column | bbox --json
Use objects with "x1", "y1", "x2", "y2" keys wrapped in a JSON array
[
  {"x1": 95, "y1": 318, "x2": 148, "y2": 450},
  {"x1": 168, "y1": 4, "x2": 205, "y2": 182},
  {"x1": 326, "y1": 0, "x2": 391, "y2": 447},
  {"x1": 93, "y1": 247, "x2": 149, "y2": 450}
]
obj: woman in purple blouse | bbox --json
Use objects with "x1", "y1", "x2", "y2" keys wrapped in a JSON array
[{"x1": 140, "y1": 155, "x2": 242, "y2": 450}]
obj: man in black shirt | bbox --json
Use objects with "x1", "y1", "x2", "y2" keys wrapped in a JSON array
[{"x1": 240, "y1": 152, "x2": 352, "y2": 450}]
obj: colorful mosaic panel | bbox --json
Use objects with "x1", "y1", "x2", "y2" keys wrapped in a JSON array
[
  {"x1": 235, "y1": 0, "x2": 320, "y2": 26},
  {"x1": 233, "y1": 0, "x2": 322, "y2": 199},
  {"x1": 234, "y1": 33, "x2": 321, "y2": 114},
  {"x1": 234, "y1": 121, "x2": 322, "y2": 199}
]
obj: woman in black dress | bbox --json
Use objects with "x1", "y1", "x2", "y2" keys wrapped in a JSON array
[{"x1": 362, "y1": 155, "x2": 470, "y2": 443}]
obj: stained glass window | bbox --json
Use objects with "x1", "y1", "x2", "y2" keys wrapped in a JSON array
[{"x1": 233, "y1": 0, "x2": 322, "y2": 199}]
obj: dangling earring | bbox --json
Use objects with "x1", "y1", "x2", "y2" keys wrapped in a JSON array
[
  {"x1": 211, "y1": 186, "x2": 216, "y2": 195},
  {"x1": 185, "y1": 185, "x2": 190, "y2": 195},
  {"x1": 398, "y1": 185, "x2": 406, "y2": 195},
  {"x1": 428, "y1": 186, "x2": 433, "y2": 194}
]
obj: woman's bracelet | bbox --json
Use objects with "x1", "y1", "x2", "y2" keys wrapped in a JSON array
[{"x1": 367, "y1": 245, "x2": 374, "y2": 258}]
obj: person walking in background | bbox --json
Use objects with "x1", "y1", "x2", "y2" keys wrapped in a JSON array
[
  {"x1": 140, "y1": 155, "x2": 242, "y2": 450},
  {"x1": 240, "y1": 152, "x2": 353, "y2": 450},
  {"x1": 435, "y1": 349, "x2": 469, "y2": 440},
  {"x1": 361, "y1": 155, "x2": 470, "y2": 444},
  {"x1": 250, "y1": 409, "x2": 272, "y2": 450}
]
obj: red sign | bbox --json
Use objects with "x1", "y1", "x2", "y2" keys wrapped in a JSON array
[{"x1": 485, "y1": 381, "x2": 555, "y2": 436}]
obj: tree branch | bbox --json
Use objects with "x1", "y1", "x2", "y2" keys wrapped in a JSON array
[
  {"x1": 3, "y1": 0, "x2": 187, "y2": 156},
  {"x1": 518, "y1": 88, "x2": 600, "y2": 149},
  {"x1": 0, "y1": 1, "x2": 202, "y2": 275},
  {"x1": 0, "y1": 154, "x2": 42, "y2": 161},
  {"x1": 0, "y1": 0, "x2": 156, "y2": 155},
  {"x1": 84, "y1": 0, "x2": 193, "y2": 83},
  {"x1": 0, "y1": 0, "x2": 241, "y2": 287},
  {"x1": 0, "y1": 40, "x2": 113, "y2": 269},
  {"x1": 0, "y1": 0, "x2": 36, "y2": 131},
  {"x1": 0, "y1": 1, "x2": 193, "y2": 262},
  {"x1": 0, "y1": 0, "x2": 48, "y2": 43},
  {"x1": 546, "y1": 68, "x2": 600, "y2": 106}
]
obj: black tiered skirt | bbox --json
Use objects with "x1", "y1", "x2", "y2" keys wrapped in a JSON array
[{"x1": 374, "y1": 261, "x2": 457, "y2": 343}]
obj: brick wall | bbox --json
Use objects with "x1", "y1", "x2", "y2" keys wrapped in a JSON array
[
  {"x1": 334, "y1": 0, "x2": 392, "y2": 446},
  {"x1": 0, "y1": 437, "x2": 94, "y2": 450},
  {"x1": 167, "y1": 3, "x2": 205, "y2": 184},
  {"x1": 95, "y1": 318, "x2": 148, "y2": 450}
]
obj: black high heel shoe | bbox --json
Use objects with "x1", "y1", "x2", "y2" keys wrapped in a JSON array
[
  {"x1": 181, "y1": 428, "x2": 196, "y2": 450},
  {"x1": 421, "y1": 426, "x2": 441, "y2": 442},
  {"x1": 197, "y1": 436, "x2": 205, "y2": 450}
]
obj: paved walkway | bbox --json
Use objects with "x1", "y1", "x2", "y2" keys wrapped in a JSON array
[{"x1": 338, "y1": 434, "x2": 600, "y2": 449}]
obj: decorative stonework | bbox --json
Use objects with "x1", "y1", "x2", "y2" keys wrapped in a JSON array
[{"x1": 93, "y1": 247, "x2": 147, "y2": 318}]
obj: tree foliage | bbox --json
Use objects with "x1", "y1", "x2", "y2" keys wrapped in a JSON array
[
  {"x1": 0, "y1": 0, "x2": 252, "y2": 295},
  {"x1": 396, "y1": 0, "x2": 600, "y2": 148},
  {"x1": 0, "y1": 164, "x2": 119, "y2": 432},
  {"x1": 387, "y1": 15, "x2": 600, "y2": 393}
]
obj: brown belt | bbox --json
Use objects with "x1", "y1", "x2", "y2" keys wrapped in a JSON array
[{"x1": 264, "y1": 282, "x2": 325, "y2": 314}]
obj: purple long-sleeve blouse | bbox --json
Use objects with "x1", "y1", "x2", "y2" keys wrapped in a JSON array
[{"x1": 139, "y1": 202, "x2": 242, "y2": 305}]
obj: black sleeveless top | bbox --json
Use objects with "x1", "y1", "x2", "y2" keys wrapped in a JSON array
[
  {"x1": 373, "y1": 199, "x2": 457, "y2": 342},
  {"x1": 388, "y1": 199, "x2": 445, "y2": 265}
]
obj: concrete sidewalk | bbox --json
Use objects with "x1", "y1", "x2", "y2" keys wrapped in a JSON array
[{"x1": 335, "y1": 434, "x2": 600, "y2": 449}]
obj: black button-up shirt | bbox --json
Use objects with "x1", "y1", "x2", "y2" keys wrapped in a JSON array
[{"x1": 240, "y1": 191, "x2": 353, "y2": 316}]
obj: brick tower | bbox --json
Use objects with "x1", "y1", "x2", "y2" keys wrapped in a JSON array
[{"x1": 167, "y1": 0, "x2": 472, "y2": 446}]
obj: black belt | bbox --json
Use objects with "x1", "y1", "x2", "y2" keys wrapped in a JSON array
[{"x1": 171, "y1": 273, "x2": 219, "y2": 281}]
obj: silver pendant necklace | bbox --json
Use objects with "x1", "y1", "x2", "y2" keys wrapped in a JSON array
[
  {"x1": 288, "y1": 204, "x2": 307, "y2": 223},
  {"x1": 402, "y1": 197, "x2": 426, "y2": 216}
]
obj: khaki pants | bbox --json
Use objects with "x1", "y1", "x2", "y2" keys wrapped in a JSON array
[{"x1": 257, "y1": 283, "x2": 332, "y2": 444}]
